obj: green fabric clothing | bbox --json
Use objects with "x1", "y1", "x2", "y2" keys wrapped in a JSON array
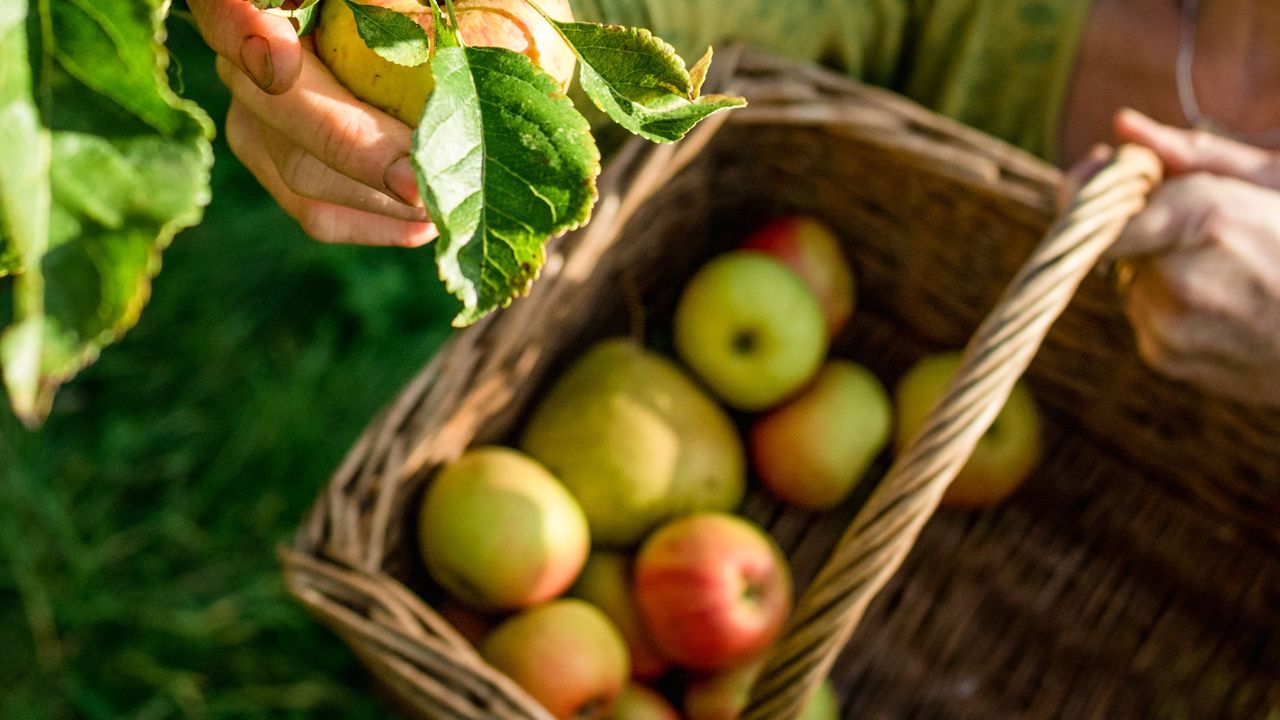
[{"x1": 568, "y1": 0, "x2": 1092, "y2": 162}]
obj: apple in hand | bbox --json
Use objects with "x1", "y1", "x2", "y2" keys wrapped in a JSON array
[
  {"x1": 316, "y1": 0, "x2": 576, "y2": 126},
  {"x1": 742, "y1": 216, "x2": 856, "y2": 335},
  {"x1": 685, "y1": 660, "x2": 839, "y2": 720},
  {"x1": 634, "y1": 513, "x2": 792, "y2": 670},
  {"x1": 481, "y1": 599, "x2": 630, "y2": 720},
  {"x1": 751, "y1": 361, "x2": 892, "y2": 510},
  {"x1": 895, "y1": 351, "x2": 1043, "y2": 508},
  {"x1": 418, "y1": 447, "x2": 589, "y2": 610},
  {"x1": 675, "y1": 252, "x2": 828, "y2": 411},
  {"x1": 610, "y1": 683, "x2": 680, "y2": 720},
  {"x1": 570, "y1": 552, "x2": 672, "y2": 680}
]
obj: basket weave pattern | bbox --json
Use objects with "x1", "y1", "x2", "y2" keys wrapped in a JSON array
[{"x1": 281, "y1": 50, "x2": 1280, "y2": 719}]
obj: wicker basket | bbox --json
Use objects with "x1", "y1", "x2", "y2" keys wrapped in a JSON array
[{"x1": 279, "y1": 48, "x2": 1280, "y2": 719}]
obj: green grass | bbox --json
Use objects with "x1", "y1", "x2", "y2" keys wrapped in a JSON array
[{"x1": 1, "y1": 19, "x2": 457, "y2": 720}]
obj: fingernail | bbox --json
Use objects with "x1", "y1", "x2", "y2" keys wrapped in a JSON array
[
  {"x1": 385, "y1": 156, "x2": 422, "y2": 206},
  {"x1": 240, "y1": 35, "x2": 275, "y2": 91}
]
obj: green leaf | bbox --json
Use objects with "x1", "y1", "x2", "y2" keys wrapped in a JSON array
[
  {"x1": 539, "y1": 17, "x2": 746, "y2": 143},
  {"x1": 342, "y1": 0, "x2": 431, "y2": 68},
  {"x1": 0, "y1": 0, "x2": 213, "y2": 426},
  {"x1": 413, "y1": 44, "x2": 600, "y2": 326}
]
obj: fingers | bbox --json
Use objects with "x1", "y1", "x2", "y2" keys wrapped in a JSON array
[
  {"x1": 1106, "y1": 173, "x2": 1228, "y2": 259},
  {"x1": 216, "y1": 52, "x2": 420, "y2": 206},
  {"x1": 226, "y1": 102, "x2": 438, "y2": 247},
  {"x1": 256, "y1": 114, "x2": 430, "y2": 221},
  {"x1": 188, "y1": 0, "x2": 303, "y2": 94},
  {"x1": 1114, "y1": 108, "x2": 1280, "y2": 190}
]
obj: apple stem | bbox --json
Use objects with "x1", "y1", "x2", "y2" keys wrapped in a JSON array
[{"x1": 442, "y1": 0, "x2": 461, "y2": 35}]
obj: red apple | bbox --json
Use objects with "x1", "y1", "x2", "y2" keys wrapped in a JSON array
[
  {"x1": 751, "y1": 361, "x2": 892, "y2": 510},
  {"x1": 481, "y1": 599, "x2": 630, "y2": 720},
  {"x1": 685, "y1": 661, "x2": 838, "y2": 720},
  {"x1": 570, "y1": 552, "x2": 672, "y2": 680},
  {"x1": 610, "y1": 683, "x2": 681, "y2": 720},
  {"x1": 742, "y1": 216, "x2": 856, "y2": 335},
  {"x1": 634, "y1": 513, "x2": 792, "y2": 670}
]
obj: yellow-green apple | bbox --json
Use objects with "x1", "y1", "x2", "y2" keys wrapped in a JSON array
[
  {"x1": 315, "y1": 0, "x2": 576, "y2": 126},
  {"x1": 520, "y1": 339, "x2": 745, "y2": 546},
  {"x1": 741, "y1": 216, "x2": 856, "y2": 335},
  {"x1": 684, "y1": 660, "x2": 839, "y2": 720},
  {"x1": 895, "y1": 351, "x2": 1043, "y2": 508},
  {"x1": 750, "y1": 361, "x2": 892, "y2": 510},
  {"x1": 609, "y1": 683, "x2": 680, "y2": 720},
  {"x1": 418, "y1": 447, "x2": 588, "y2": 610},
  {"x1": 634, "y1": 513, "x2": 791, "y2": 670},
  {"x1": 570, "y1": 552, "x2": 672, "y2": 680},
  {"x1": 674, "y1": 252, "x2": 828, "y2": 411},
  {"x1": 481, "y1": 599, "x2": 630, "y2": 720}
]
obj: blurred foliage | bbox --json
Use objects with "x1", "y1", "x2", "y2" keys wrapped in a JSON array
[{"x1": 0, "y1": 16, "x2": 456, "y2": 720}]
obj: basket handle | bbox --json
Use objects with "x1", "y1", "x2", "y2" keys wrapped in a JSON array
[{"x1": 743, "y1": 144, "x2": 1163, "y2": 719}]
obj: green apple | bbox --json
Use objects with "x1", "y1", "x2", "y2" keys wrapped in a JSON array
[
  {"x1": 520, "y1": 339, "x2": 745, "y2": 546},
  {"x1": 570, "y1": 552, "x2": 672, "y2": 680},
  {"x1": 684, "y1": 660, "x2": 838, "y2": 720},
  {"x1": 609, "y1": 683, "x2": 680, "y2": 720},
  {"x1": 750, "y1": 361, "x2": 891, "y2": 510},
  {"x1": 418, "y1": 447, "x2": 588, "y2": 610},
  {"x1": 315, "y1": 0, "x2": 576, "y2": 126},
  {"x1": 481, "y1": 599, "x2": 630, "y2": 720},
  {"x1": 742, "y1": 216, "x2": 856, "y2": 336},
  {"x1": 895, "y1": 351, "x2": 1043, "y2": 507},
  {"x1": 674, "y1": 252, "x2": 828, "y2": 411}
]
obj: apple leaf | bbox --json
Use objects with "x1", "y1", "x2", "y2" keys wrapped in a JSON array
[
  {"x1": 0, "y1": 0, "x2": 213, "y2": 426},
  {"x1": 535, "y1": 16, "x2": 747, "y2": 143},
  {"x1": 342, "y1": 0, "x2": 431, "y2": 68},
  {"x1": 413, "y1": 18, "x2": 599, "y2": 326}
]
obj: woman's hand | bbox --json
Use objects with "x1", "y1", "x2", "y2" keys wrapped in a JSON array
[
  {"x1": 1087, "y1": 109, "x2": 1280, "y2": 407},
  {"x1": 188, "y1": 0, "x2": 437, "y2": 247}
]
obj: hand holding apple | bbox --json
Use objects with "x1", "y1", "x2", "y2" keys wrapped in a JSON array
[
  {"x1": 634, "y1": 513, "x2": 792, "y2": 671},
  {"x1": 316, "y1": 0, "x2": 576, "y2": 126},
  {"x1": 751, "y1": 361, "x2": 892, "y2": 510}
]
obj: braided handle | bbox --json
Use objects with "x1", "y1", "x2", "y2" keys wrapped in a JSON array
[{"x1": 743, "y1": 145, "x2": 1163, "y2": 719}]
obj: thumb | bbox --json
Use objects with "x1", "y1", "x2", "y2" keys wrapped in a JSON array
[
  {"x1": 1114, "y1": 108, "x2": 1280, "y2": 190},
  {"x1": 1104, "y1": 177, "x2": 1209, "y2": 259}
]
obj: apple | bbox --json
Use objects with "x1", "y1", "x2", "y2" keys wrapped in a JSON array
[
  {"x1": 750, "y1": 361, "x2": 892, "y2": 510},
  {"x1": 674, "y1": 252, "x2": 828, "y2": 411},
  {"x1": 570, "y1": 552, "x2": 672, "y2": 680},
  {"x1": 417, "y1": 447, "x2": 588, "y2": 610},
  {"x1": 634, "y1": 513, "x2": 792, "y2": 670},
  {"x1": 315, "y1": 0, "x2": 576, "y2": 126},
  {"x1": 742, "y1": 216, "x2": 856, "y2": 335},
  {"x1": 610, "y1": 683, "x2": 680, "y2": 720},
  {"x1": 520, "y1": 339, "x2": 745, "y2": 546},
  {"x1": 894, "y1": 351, "x2": 1043, "y2": 508},
  {"x1": 684, "y1": 661, "x2": 838, "y2": 720},
  {"x1": 481, "y1": 599, "x2": 630, "y2": 720}
]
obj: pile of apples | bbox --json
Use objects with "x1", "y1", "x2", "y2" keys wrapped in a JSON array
[{"x1": 417, "y1": 217, "x2": 1044, "y2": 719}]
